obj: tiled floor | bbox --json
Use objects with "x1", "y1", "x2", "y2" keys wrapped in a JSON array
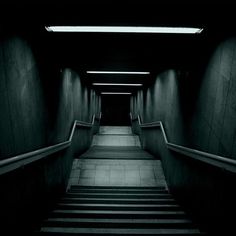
[
  {"x1": 68, "y1": 126, "x2": 167, "y2": 189},
  {"x1": 69, "y1": 159, "x2": 166, "y2": 187}
]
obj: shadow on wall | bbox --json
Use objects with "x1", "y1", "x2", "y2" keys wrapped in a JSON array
[
  {"x1": 132, "y1": 37, "x2": 236, "y2": 158},
  {"x1": 131, "y1": 37, "x2": 236, "y2": 234},
  {"x1": 0, "y1": 35, "x2": 100, "y2": 234}
]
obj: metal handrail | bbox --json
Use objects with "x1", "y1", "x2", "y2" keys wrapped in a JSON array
[
  {"x1": 130, "y1": 113, "x2": 236, "y2": 173},
  {"x1": 0, "y1": 114, "x2": 100, "y2": 175}
]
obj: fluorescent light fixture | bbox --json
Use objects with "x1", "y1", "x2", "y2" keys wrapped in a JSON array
[
  {"x1": 45, "y1": 26, "x2": 203, "y2": 34},
  {"x1": 92, "y1": 83, "x2": 143, "y2": 86},
  {"x1": 87, "y1": 71, "x2": 150, "y2": 75},
  {"x1": 101, "y1": 92, "x2": 132, "y2": 95}
]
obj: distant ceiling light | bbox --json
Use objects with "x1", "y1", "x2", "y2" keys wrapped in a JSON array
[
  {"x1": 101, "y1": 92, "x2": 132, "y2": 95},
  {"x1": 45, "y1": 26, "x2": 203, "y2": 34},
  {"x1": 87, "y1": 71, "x2": 150, "y2": 75},
  {"x1": 92, "y1": 83, "x2": 143, "y2": 86}
]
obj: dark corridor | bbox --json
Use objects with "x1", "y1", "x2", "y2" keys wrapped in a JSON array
[
  {"x1": 101, "y1": 95, "x2": 130, "y2": 126},
  {"x1": 1, "y1": 2, "x2": 236, "y2": 235}
]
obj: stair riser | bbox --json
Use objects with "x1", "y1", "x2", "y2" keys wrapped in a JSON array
[
  {"x1": 37, "y1": 232, "x2": 204, "y2": 236},
  {"x1": 68, "y1": 190, "x2": 168, "y2": 194},
  {"x1": 65, "y1": 193, "x2": 173, "y2": 199},
  {"x1": 81, "y1": 154, "x2": 151, "y2": 157},
  {"x1": 50, "y1": 212, "x2": 187, "y2": 219},
  {"x1": 81, "y1": 154, "x2": 153, "y2": 156},
  {"x1": 70, "y1": 186, "x2": 166, "y2": 190},
  {"x1": 79, "y1": 157, "x2": 155, "y2": 160},
  {"x1": 44, "y1": 221, "x2": 195, "y2": 229},
  {"x1": 60, "y1": 199, "x2": 176, "y2": 204},
  {"x1": 56, "y1": 205, "x2": 181, "y2": 211},
  {"x1": 38, "y1": 227, "x2": 203, "y2": 235}
]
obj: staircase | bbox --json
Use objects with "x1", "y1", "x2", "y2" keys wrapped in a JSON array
[
  {"x1": 36, "y1": 126, "x2": 205, "y2": 235},
  {"x1": 37, "y1": 185, "x2": 204, "y2": 235},
  {"x1": 92, "y1": 126, "x2": 140, "y2": 146}
]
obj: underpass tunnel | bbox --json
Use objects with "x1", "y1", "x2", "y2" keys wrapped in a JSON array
[{"x1": 0, "y1": 2, "x2": 236, "y2": 235}]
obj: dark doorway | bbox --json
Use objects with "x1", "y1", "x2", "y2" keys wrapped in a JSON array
[{"x1": 101, "y1": 95, "x2": 130, "y2": 126}]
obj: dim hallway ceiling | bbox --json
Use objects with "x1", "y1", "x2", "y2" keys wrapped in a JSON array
[{"x1": 1, "y1": 2, "x2": 235, "y2": 93}]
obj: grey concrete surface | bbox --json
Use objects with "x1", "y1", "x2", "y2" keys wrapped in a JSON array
[
  {"x1": 99, "y1": 126, "x2": 132, "y2": 134},
  {"x1": 0, "y1": 37, "x2": 47, "y2": 159},
  {"x1": 68, "y1": 126, "x2": 166, "y2": 189},
  {"x1": 74, "y1": 159, "x2": 166, "y2": 187},
  {"x1": 131, "y1": 37, "x2": 236, "y2": 234},
  {"x1": 69, "y1": 147, "x2": 166, "y2": 188},
  {"x1": 92, "y1": 126, "x2": 140, "y2": 146},
  {"x1": 132, "y1": 38, "x2": 236, "y2": 159},
  {"x1": 0, "y1": 36, "x2": 101, "y2": 234}
]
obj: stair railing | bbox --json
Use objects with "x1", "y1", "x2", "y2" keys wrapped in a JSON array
[
  {"x1": 130, "y1": 113, "x2": 236, "y2": 173},
  {"x1": 0, "y1": 113, "x2": 101, "y2": 175}
]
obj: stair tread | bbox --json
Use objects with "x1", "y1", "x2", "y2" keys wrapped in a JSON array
[
  {"x1": 40, "y1": 227, "x2": 201, "y2": 234},
  {"x1": 81, "y1": 152, "x2": 153, "y2": 155},
  {"x1": 70, "y1": 185, "x2": 166, "y2": 189},
  {"x1": 58, "y1": 203, "x2": 180, "y2": 208},
  {"x1": 65, "y1": 193, "x2": 172, "y2": 197},
  {"x1": 90, "y1": 146, "x2": 142, "y2": 148},
  {"x1": 68, "y1": 190, "x2": 169, "y2": 194},
  {"x1": 69, "y1": 188, "x2": 167, "y2": 191},
  {"x1": 60, "y1": 197, "x2": 175, "y2": 202},
  {"x1": 44, "y1": 218, "x2": 197, "y2": 229},
  {"x1": 79, "y1": 157, "x2": 155, "y2": 160},
  {"x1": 66, "y1": 192, "x2": 170, "y2": 195},
  {"x1": 65, "y1": 193, "x2": 173, "y2": 200},
  {"x1": 52, "y1": 209, "x2": 186, "y2": 215},
  {"x1": 46, "y1": 218, "x2": 192, "y2": 224}
]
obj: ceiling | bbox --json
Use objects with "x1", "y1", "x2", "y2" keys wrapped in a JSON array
[{"x1": 1, "y1": 2, "x2": 236, "y2": 94}]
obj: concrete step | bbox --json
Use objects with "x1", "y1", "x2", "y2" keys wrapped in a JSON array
[
  {"x1": 99, "y1": 126, "x2": 132, "y2": 135},
  {"x1": 92, "y1": 134, "x2": 140, "y2": 147},
  {"x1": 80, "y1": 152, "x2": 153, "y2": 156},
  {"x1": 50, "y1": 209, "x2": 187, "y2": 219},
  {"x1": 80, "y1": 151, "x2": 154, "y2": 160},
  {"x1": 56, "y1": 203, "x2": 181, "y2": 211},
  {"x1": 68, "y1": 189, "x2": 169, "y2": 194},
  {"x1": 79, "y1": 156, "x2": 155, "y2": 160},
  {"x1": 65, "y1": 192, "x2": 173, "y2": 199},
  {"x1": 43, "y1": 218, "x2": 194, "y2": 229},
  {"x1": 39, "y1": 226, "x2": 202, "y2": 235},
  {"x1": 91, "y1": 146, "x2": 142, "y2": 150},
  {"x1": 70, "y1": 185, "x2": 166, "y2": 190},
  {"x1": 60, "y1": 197, "x2": 176, "y2": 204},
  {"x1": 84, "y1": 150, "x2": 149, "y2": 154}
]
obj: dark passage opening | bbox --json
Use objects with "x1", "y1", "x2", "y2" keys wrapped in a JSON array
[{"x1": 101, "y1": 95, "x2": 130, "y2": 126}]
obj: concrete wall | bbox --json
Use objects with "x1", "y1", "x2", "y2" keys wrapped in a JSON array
[
  {"x1": 192, "y1": 38, "x2": 236, "y2": 157},
  {"x1": 131, "y1": 37, "x2": 236, "y2": 234},
  {"x1": 0, "y1": 37, "x2": 47, "y2": 159},
  {"x1": 0, "y1": 36, "x2": 100, "y2": 233}
]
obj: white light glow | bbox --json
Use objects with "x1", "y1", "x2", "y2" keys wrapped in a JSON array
[
  {"x1": 45, "y1": 26, "x2": 203, "y2": 34},
  {"x1": 87, "y1": 71, "x2": 150, "y2": 75},
  {"x1": 101, "y1": 92, "x2": 132, "y2": 95},
  {"x1": 92, "y1": 83, "x2": 143, "y2": 86}
]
